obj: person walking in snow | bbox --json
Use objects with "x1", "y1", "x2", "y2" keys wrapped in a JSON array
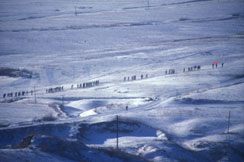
[
  {"x1": 197, "y1": 65, "x2": 201, "y2": 70},
  {"x1": 221, "y1": 63, "x2": 224, "y2": 67},
  {"x1": 194, "y1": 66, "x2": 197, "y2": 71}
]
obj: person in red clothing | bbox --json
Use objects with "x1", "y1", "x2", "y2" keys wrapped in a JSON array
[{"x1": 213, "y1": 61, "x2": 218, "y2": 68}]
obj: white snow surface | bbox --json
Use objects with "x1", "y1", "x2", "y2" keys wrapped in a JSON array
[{"x1": 0, "y1": 0, "x2": 244, "y2": 161}]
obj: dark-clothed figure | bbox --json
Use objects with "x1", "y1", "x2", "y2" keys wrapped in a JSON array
[{"x1": 197, "y1": 66, "x2": 201, "y2": 70}]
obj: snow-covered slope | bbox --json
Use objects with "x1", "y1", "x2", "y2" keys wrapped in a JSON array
[{"x1": 0, "y1": 0, "x2": 244, "y2": 161}]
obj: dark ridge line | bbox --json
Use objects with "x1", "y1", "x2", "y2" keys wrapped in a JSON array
[
  {"x1": 123, "y1": 0, "x2": 212, "y2": 10},
  {"x1": 17, "y1": 10, "x2": 105, "y2": 21},
  {"x1": 176, "y1": 98, "x2": 244, "y2": 105},
  {"x1": 190, "y1": 15, "x2": 244, "y2": 23},
  {"x1": 1, "y1": 13, "x2": 242, "y2": 33},
  {"x1": 0, "y1": 21, "x2": 159, "y2": 33},
  {"x1": 160, "y1": 0, "x2": 212, "y2": 7},
  {"x1": 43, "y1": 96, "x2": 148, "y2": 101}
]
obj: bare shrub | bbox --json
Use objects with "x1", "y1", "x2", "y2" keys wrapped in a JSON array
[
  {"x1": 33, "y1": 114, "x2": 57, "y2": 122},
  {"x1": 42, "y1": 114, "x2": 57, "y2": 121}
]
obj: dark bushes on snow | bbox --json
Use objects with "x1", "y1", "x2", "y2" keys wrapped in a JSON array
[
  {"x1": 33, "y1": 114, "x2": 57, "y2": 122},
  {"x1": 0, "y1": 67, "x2": 39, "y2": 79}
]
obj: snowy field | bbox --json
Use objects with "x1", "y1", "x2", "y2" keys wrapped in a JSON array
[{"x1": 0, "y1": 0, "x2": 244, "y2": 161}]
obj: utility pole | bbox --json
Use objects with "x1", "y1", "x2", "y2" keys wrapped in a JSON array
[
  {"x1": 116, "y1": 115, "x2": 119, "y2": 150},
  {"x1": 227, "y1": 111, "x2": 231, "y2": 134},
  {"x1": 34, "y1": 86, "x2": 37, "y2": 104},
  {"x1": 62, "y1": 95, "x2": 64, "y2": 105},
  {"x1": 75, "y1": 6, "x2": 77, "y2": 16},
  {"x1": 72, "y1": 66, "x2": 75, "y2": 79}
]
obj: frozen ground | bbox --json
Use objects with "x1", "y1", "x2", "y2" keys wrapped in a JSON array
[{"x1": 0, "y1": 0, "x2": 244, "y2": 161}]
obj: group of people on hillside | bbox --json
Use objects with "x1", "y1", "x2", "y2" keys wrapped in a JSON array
[
  {"x1": 212, "y1": 62, "x2": 224, "y2": 68},
  {"x1": 124, "y1": 74, "x2": 148, "y2": 81},
  {"x1": 71, "y1": 80, "x2": 99, "y2": 89},
  {"x1": 46, "y1": 86, "x2": 64, "y2": 93},
  {"x1": 165, "y1": 69, "x2": 175, "y2": 75},
  {"x1": 3, "y1": 61, "x2": 226, "y2": 99},
  {"x1": 3, "y1": 90, "x2": 33, "y2": 98},
  {"x1": 183, "y1": 65, "x2": 201, "y2": 72}
]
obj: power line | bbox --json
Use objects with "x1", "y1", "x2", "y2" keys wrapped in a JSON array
[
  {"x1": 34, "y1": 86, "x2": 37, "y2": 104},
  {"x1": 116, "y1": 115, "x2": 119, "y2": 150}
]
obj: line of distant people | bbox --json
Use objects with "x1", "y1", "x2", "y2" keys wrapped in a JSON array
[
  {"x1": 183, "y1": 65, "x2": 201, "y2": 72},
  {"x1": 3, "y1": 90, "x2": 34, "y2": 98},
  {"x1": 123, "y1": 63, "x2": 222, "y2": 80},
  {"x1": 165, "y1": 69, "x2": 176, "y2": 75},
  {"x1": 165, "y1": 63, "x2": 225, "y2": 75},
  {"x1": 46, "y1": 86, "x2": 64, "y2": 93},
  {"x1": 165, "y1": 65, "x2": 201, "y2": 75},
  {"x1": 212, "y1": 63, "x2": 224, "y2": 69},
  {"x1": 124, "y1": 74, "x2": 148, "y2": 81},
  {"x1": 2, "y1": 63, "x2": 224, "y2": 98},
  {"x1": 2, "y1": 80, "x2": 100, "y2": 98},
  {"x1": 71, "y1": 80, "x2": 100, "y2": 89}
]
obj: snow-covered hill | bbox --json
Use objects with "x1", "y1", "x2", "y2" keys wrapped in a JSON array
[{"x1": 0, "y1": 0, "x2": 244, "y2": 161}]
